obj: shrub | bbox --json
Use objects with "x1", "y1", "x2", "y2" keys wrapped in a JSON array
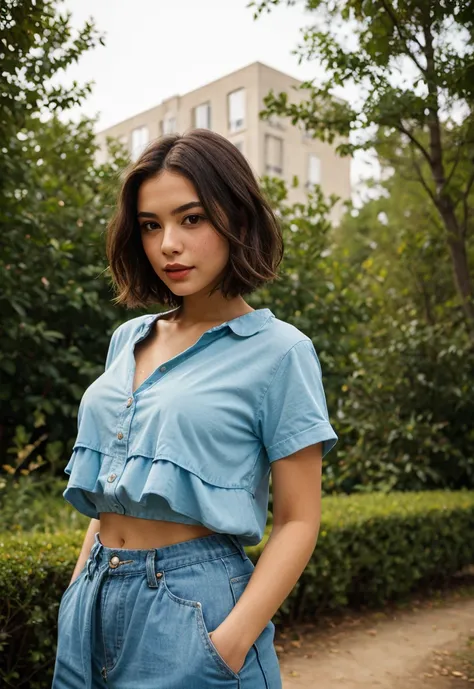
[
  {"x1": 249, "y1": 490, "x2": 474, "y2": 620},
  {"x1": 1, "y1": 490, "x2": 473, "y2": 686}
]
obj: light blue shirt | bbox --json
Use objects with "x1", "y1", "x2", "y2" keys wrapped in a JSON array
[{"x1": 63, "y1": 307, "x2": 338, "y2": 545}]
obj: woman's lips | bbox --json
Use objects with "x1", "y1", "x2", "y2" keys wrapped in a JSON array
[{"x1": 165, "y1": 267, "x2": 194, "y2": 280}]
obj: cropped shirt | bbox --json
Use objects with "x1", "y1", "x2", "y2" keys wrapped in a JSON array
[{"x1": 63, "y1": 307, "x2": 338, "y2": 545}]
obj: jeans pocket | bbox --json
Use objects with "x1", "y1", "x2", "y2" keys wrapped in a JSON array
[
  {"x1": 229, "y1": 571, "x2": 253, "y2": 592},
  {"x1": 230, "y1": 570, "x2": 280, "y2": 686},
  {"x1": 58, "y1": 567, "x2": 86, "y2": 624},
  {"x1": 195, "y1": 602, "x2": 241, "y2": 680},
  {"x1": 230, "y1": 571, "x2": 274, "y2": 638},
  {"x1": 61, "y1": 566, "x2": 85, "y2": 602},
  {"x1": 161, "y1": 568, "x2": 240, "y2": 682}
]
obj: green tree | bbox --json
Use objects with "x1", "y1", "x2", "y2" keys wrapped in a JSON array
[
  {"x1": 330, "y1": 138, "x2": 474, "y2": 491},
  {"x1": 335, "y1": 132, "x2": 459, "y2": 328},
  {"x1": 256, "y1": 176, "x2": 373, "y2": 495},
  {"x1": 0, "y1": 1, "x2": 131, "y2": 475},
  {"x1": 0, "y1": 0, "x2": 101, "y2": 190},
  {"x1": 258, "y1": 163, "x2": 474, "y2": 493},
  {"x1": 251, "y1": 0, "x2": 474, "y2": 338}
]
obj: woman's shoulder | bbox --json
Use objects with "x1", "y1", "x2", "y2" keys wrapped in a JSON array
[
  {"x1": 109, "y1": 314, "x2": 151, "y2": 341},
  {"x1": 109, "y1": 307, "x2": 182, "y2": 342},
  {"x1": 262, "y1": 312, "x2": 313, "y2": 353}
]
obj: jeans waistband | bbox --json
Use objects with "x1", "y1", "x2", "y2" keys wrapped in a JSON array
[{"x1": 85, "y1": 531, "x2": 247, "y2": 583}]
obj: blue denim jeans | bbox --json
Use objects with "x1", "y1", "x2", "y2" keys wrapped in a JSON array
[{"x1": 52, "y1": 531, "x2": 282, "y2": 688}]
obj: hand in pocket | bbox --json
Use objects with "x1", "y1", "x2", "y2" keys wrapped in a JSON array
[{"x1": 208, "y1": 628, "x2": 248, "y2": 675}]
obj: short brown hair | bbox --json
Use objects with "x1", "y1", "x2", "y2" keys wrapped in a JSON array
[{"x1": 106, "y1": 128, "x2": 284, "y2": 308}]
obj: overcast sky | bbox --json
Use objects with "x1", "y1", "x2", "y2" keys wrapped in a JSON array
[{"x1": 61, "y1": 0, "x2": 371, "y2": 194}]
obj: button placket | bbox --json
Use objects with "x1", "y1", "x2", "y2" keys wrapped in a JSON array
[
  {"x1": 103, "y1": 393, "x2": 136, "y2": 513},
  {"x1": 103, "y1": 457, "x2": 125, "y2": 512},
  {"x1": 129, "y1": 327, "x2": 223, "y2": 396}
]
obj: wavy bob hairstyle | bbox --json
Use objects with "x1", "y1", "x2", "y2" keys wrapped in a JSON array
[{"x1": 106, "y1": 128, "x2": 284, "y2": 308}]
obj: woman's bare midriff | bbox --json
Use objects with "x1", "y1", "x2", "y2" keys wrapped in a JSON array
[{"x1": 99, "y1": 512, "x2": 217, "y2": 549}]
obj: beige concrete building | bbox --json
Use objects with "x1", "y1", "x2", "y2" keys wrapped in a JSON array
[{"x1": 96, "y1": 62, "x2": 351, "y2": 221}]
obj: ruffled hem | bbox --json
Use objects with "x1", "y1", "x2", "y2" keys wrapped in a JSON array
[{"x1": 63, "y1": 447, "x2": 263, "y2": 546}]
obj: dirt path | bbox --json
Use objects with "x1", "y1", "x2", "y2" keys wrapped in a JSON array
[{"x1": 277, "y1": 595, "x2": 474, "y2": 688}]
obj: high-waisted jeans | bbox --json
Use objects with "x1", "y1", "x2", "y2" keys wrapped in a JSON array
[{"x1": 51, "y1": 531, "x2": 282, "y2": 688}]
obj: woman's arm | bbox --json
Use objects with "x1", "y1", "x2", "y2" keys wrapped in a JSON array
[
  {"x1": 209, "y1": 443, "x2": 323, "y2": 673},
  {"x1": 69, "y1": 518, "x2": 100, "y2": 585}
]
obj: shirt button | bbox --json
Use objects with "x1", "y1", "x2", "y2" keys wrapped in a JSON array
[
  {"x1": 107, "y1": 473, "x2": 117, "y2": 483},
  {"x1": 117, "y1": 432, "x2": 124, "y2": 440},
  {"x1": 159, "y1": 366, "x2": 166, "y2": 372},
  {"x1": 126, "y1": 397, "x2": 133, "y2": 407}
]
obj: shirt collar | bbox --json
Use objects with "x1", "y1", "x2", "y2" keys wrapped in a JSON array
[
  {"x1": 224, "y1": 308, "x2": 274, "y2": 337},
  {"x1": 144, "y1": 307, "x2": 274, "y2": 338}
]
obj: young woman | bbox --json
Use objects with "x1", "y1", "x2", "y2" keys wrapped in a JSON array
[{"x1": 52, "y1": 128, "x2": 338, "y2": 689}]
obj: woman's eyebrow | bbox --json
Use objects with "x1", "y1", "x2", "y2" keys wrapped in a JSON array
[{"x1": 137, "y1": 201, "x2": 203, "y2": 218}]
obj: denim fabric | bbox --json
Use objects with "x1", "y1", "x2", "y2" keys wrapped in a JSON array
[
  {"x1": 52, "y1": 532, "x2": 282, "y2": 688},
  {"x1": 62, "y1": 307, "x2": 338, "y2": 546}
]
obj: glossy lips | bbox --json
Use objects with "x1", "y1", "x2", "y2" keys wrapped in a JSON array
[{"x1": 165, "y1": 267, "x2": 194, "y2": 280}]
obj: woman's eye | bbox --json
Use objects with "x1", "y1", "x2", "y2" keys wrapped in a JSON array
[
  {"x1": 141, "y1": 221, "x2": 159, "y2": 232},
  {"x1": 183, "y1": 214, "x2": 205, "y2": 226},
  {"x1": 140, "y1": 215, "x2": 205, "y2": 232}
]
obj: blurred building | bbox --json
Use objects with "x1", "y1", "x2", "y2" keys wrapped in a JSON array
[{"x1": 96, "y1": 62, "x2": 351, "y2": 221}]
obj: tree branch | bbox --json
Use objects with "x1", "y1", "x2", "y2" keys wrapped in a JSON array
[
  {"x1": 409, "y1": 151, "x2": 437, "y2": 205},
  {"x1": 396, "y1": 123, "x2": 432, "y2": 166},
  {"x1": 460, "y1": 168, "x2": 474, "y2": 240},
  {"x1": 380, "y1": 0, "x2": 427, "y2": 75},
  {"x1": 444, "y1": 139, "x2": 468, "y2": 191}
]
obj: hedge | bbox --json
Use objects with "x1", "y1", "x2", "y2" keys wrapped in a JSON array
[{"x1": 1, "y1": 490, "x2": 473, "y2": 687}]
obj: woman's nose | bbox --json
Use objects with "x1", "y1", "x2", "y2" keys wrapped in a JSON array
[{"x1": 161, "y1": 225, "x2": 184, "y2": 253}]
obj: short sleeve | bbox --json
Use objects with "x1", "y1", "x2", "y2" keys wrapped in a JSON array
[{"x1": 257, "y1": 339, "x2": 338, "y2": 462}]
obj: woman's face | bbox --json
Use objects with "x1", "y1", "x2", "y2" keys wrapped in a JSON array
[{"x1": 137, "y1": 170, "x2": 230, "y2": 298}]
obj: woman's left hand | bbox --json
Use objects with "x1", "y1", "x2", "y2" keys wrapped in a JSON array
[{"x1": 208, "y1": 628, "x2": 249, "y2": 675}]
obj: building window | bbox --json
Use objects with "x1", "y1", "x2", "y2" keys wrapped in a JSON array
[
  {"x1": 161, "y1": 116, "x2": 177, "y2": 135},
  {"x1": 228, "y1": 88, "x2": 245, "y2": 132},
  {"x1": 307, "y1": 154, "x2": 321, "y2": 186},
  {"x1": 131, "y1": 126, "x2": 149, "y2": 161},
  {"x1": 265, "y1": 134, "x2": 283, "y2": 175},
  {"x1": 194, "y1": 102, "x2": 211, "y2": 129}
]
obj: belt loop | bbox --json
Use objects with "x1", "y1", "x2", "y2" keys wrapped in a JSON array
[
  {"x1": 227, "y1": 534, "x2": 246, "y2": 560},
  {"x1": 92, "y1": 532, "x2": 103, "y2": 561},
  {"x1": 146, "y1": 549, "x2": 159, "y2": 588},
  {"x1": 86, "y1": 532, "x2": 103, "y2": 579}
]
